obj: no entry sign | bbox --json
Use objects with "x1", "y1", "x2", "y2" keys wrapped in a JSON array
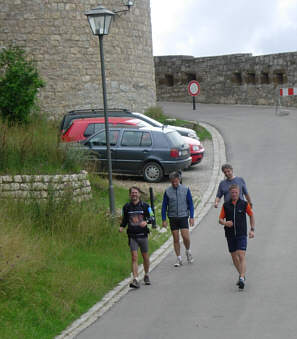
[{"x1": 188, "y1": 80, "x2": 200, "y2": 96}]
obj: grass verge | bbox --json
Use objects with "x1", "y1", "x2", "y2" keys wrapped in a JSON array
[{"x1": 0, "y1": 174, "x2": 170, "y2": 338}]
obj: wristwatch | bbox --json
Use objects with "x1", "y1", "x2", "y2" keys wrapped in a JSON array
[{"x1": 251, "y1": 228, "x2": 255, "y2": 232}]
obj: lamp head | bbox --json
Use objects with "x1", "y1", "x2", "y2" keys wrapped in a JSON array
[{"x1": 85, "y1": 5, "x2": 115, "y2": 36}]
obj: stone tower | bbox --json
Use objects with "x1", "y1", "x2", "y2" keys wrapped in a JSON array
[{"x1": 0, "y1": 0, "x2": 156, "y2": 117}]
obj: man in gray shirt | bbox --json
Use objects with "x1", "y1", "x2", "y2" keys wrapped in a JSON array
[{"x1": 214, "y1": 164, "x2": 252, "y2": 208}]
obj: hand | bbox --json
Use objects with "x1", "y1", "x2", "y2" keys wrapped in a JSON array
[
  {"x1": 249, "y1": 230, "x2": 255, "y2": 239},
  {"x1": 119, "y1": 227, "x2": 124, "y2": 233},
  {"x1": 214, "y1": 202, "x2": 218, "y2": 208},
  {"x1": 189, "y1": 218, "x2": 194, "y2": 227},
  {"x1": 162, "y1": 220, "x2": 167, "y2": 228},
  {"x1": 225, "y1": 221, "x2": 233, "y2": 227},
  {"x1": 139, "y1": 221, "x2": 147, "y2": 228}
]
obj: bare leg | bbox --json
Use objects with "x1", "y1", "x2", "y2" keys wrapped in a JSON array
[
  {"x1": 181, "y1": 228, "x2": 190, "y2": 250},
  {"x1": 172, "y1": 230, "x2": 180, "y2": 256},
  {"x1": 237, "y1": 250, "x2": 246, "y2": 278},
  {"x1": 142, "y1": 252, "x2": 150, "y2": 275},
  {"x1": 131, "y1": 250, "x2": 138, "y2": 279},
  {"x1": 231, "y1": 252, "x2": 241, "y2": 274}
]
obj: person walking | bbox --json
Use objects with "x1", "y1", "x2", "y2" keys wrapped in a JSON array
[
  {"x1": 219, "y1": 184, "x2": 255, "y2": 289},
  {"x1": 214, "y1": 163, "x2": 252, "y2": 208},
  {"x1": 119, "y1": 186, "x2": 154, "y2": 288},
  {"x1": 162, "y1": 171, "x2": 195, "y2": 267}
]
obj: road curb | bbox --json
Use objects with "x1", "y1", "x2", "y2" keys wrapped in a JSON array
[{"x1": 56, "y1": 122, "x2": 226, "y2": 339}]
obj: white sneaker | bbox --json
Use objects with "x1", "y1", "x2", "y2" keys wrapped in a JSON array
[
  {"x1": 186, "y1": 251, "x2": 194, "y2": 264},
  {"x1": 174, "y1": 258, "x2": 183, "y2": 267}
]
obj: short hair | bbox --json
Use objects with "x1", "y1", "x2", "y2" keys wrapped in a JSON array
[
  {"x1": 221, "y1": 163, "x2": 233, "y2": 172},
  {"x1": 129, "y1": 186, "x2": 141, "y2": 194},
  {"x1": 169, "y1": 171, "x2": 181, "y2": 181},
  {"x1": 229, "y1": 184, "x2": 239, "y2": 191}
]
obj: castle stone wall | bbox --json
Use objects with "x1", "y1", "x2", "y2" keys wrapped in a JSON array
[
  {"x1": 155, "y1": 52, "x2": 297, "y2": 107},
  {"x1": 0, "y1": 0, "x2": 156, "y2": 117},
  {"x1": 0, "y1": 171, "x2": 92, "y2": 201}
]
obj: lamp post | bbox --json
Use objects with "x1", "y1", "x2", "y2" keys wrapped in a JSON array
[{"x1": 85, "y1": 5, "x2": 115, "y2": 216}]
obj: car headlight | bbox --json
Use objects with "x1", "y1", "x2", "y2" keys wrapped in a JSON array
[{"x1": 192, "y1": 145, "x2": 200, "y2": 151}]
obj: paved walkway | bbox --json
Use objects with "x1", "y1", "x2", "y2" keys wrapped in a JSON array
[{"x1": 57, "y1": 122, "x2": 226, "y2": 339}]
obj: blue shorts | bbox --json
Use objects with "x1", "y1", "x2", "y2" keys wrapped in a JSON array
[{"x1": 226, "y1": 236, "x2": 247, "y2": 253}]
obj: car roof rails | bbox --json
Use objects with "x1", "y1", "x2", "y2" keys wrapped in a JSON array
[{"x1": 67, "y1": 108, "x2": 131, "y2": 115}]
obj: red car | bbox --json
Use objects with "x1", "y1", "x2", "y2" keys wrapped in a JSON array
[
  {"x1": 183, "y1": 136, "x2": 204, "y2": 165},
  {"x1": 61, "y1": 117, "x2": 204, "y2": 165},
  {"x1": 61, "y1": 117, "x2": 151, "y2": 142}
]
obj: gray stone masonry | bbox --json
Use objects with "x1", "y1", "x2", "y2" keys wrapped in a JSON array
[
  {"x1": 0, "y1": 171, "x2": 92, "y2": 202},
  {"x1": 0, "y1": 0, "x2": 156, "y2": 118},
  {"x1": 155, "y1": 52, "x2": 297, "y2": 107}
]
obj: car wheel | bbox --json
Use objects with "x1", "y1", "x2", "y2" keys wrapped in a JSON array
[{"x1": 143, "y1": 162, "x2": 164, "y2": 183}]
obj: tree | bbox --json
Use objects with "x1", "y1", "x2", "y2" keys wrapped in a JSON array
[{"x1": 0, "y1": 46, "x2": 45, "y2": 124}]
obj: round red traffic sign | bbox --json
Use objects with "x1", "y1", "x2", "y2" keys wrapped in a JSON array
[{"x1": 188, "y1": 80, "x2": 200, "y2": 96}]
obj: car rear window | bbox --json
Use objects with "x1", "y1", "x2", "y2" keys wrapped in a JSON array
[{"x1": 166, "y1": 131, "x2": 184, "y2": 147}]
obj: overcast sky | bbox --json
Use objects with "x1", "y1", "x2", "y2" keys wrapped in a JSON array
[{"x1": 150, "y1": 0, "x2": 297, "y2": 57}]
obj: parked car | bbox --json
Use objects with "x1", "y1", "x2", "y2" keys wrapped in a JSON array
[
  {"x1": 61, "y1": 116, "x2": 204, "y2": 165},
  {"x1": 75, "y1": 126, "x2": 192, "y2": 182},
  {"x1": 61, "y1": 116, "x2": 151, "y2": 142},
  {"x1": 183, "y1": 136, "x2": 205, "y2": 165},
  {"x1": 60, "y1": 108, "x2": 199, "y2": 140}
]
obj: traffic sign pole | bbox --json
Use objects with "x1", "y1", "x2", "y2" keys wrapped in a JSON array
[
  {"x1": 192, "y1": 96, "x2": 196, "y2": 110},
  {"x1": 187, "y1": 80, "x2": 200, "y2": 111}
]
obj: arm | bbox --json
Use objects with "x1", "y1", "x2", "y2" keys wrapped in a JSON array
[
  {"x1": 248, "y1": 214, "x2": 255, "y2": 238},
  {"x1": 214, "y1": 183, "x2": 223, "y2": 208},
  {"x1": 119, "y1": 205, "x2": 128, "y2": 232},
  {"x1": 187, "y1": 188, "x2": 195, "y2": 226},
  {"x1": 245, "y1": 193, "x2": 253, "y2": 208},
  {"x1": 161, "y1": 192, "x2": 168, "y2": 227},
  {"x1": 218, "y1": 206, "x2": 233, "y2": 227},
  {"x1": 214, "y1": 196, "x2": 221, "y2": 208}
]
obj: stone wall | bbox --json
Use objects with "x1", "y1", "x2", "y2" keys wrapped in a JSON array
[
  {"x1": 0, "y1": 0, "x2": 156, "y2": 118},
  {"x1": 0, "y1": 171, "x2": 92, "y2": 201},
  {"x1": 154, "y1": 52, "x2": 297, "y2": 107}
]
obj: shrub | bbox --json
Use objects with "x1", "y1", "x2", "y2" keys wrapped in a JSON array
[{"x1": 0, "y1": 46, "x2": 45, "y2": 124}]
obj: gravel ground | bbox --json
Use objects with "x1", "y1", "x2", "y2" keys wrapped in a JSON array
[{"x1": 113, "y1": 139, "x2": 214, "y2": 203}]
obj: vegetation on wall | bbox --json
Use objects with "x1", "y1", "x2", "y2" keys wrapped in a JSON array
[{"x1": 0, "y1": 46, "x2": 44, "y2": 125}]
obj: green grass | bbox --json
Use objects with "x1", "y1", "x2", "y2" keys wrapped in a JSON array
[
  {"x1": 0, "y1": 174, "x2": 170, "y2": 338},
  {"x1": 145, "y1": 106, "x2": 212, "y2": 141},
  {"x1": 0, "y1": 117, "x2": 83, "y2": 175}
]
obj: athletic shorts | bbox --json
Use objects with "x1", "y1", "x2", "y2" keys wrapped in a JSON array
[
  {"x1": 129, "y1": 236, "x2": 148, "y2": 253},
  {"x1": 226, "y1": 235, "x2": 247, "y2": 253},
  {"x1": 169, "y1": 217, "x2": 189, "y2": 231}
]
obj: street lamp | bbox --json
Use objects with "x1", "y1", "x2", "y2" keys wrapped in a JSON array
[{"x1": 85, "y1": 5, "x2": 115, "y2": 216}]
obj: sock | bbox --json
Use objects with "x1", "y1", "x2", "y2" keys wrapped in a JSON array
[
  {"x1": 177, "y1": 256, "x2": 182, "y2": 261},
  {"x1": 186, "y1": 249, "x2": 191, "y2": 254}
]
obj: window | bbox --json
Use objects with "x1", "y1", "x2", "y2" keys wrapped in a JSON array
[
  {"x1": 94, "y1": 123, "x2": 104, "y2": 133},
  {"x1": 89, "y1": 130, "x2": 119, "y2": 146},
  {"x1": 186, "y1": 73, "x2": 196, "y2": 82},
  {"x1": 165, "y1": 74, "x2": 174, "y2": 87},
  {"x1": 233, "y1": 72, "x2": 242, "y2": 85},
  {"x1": 141, "y1": 132, "x2": 152, "y2": 146},
  {"x1": 261, "y1": 72, "x2": 269, "y2": 84},
  {"x1": 275, "y1": 72, "x2": 284, "y2": 85},
  {"x1": 121, "y1": 131, "x2": 142, "y2": 146},
  {"x1": 84, "y1": 123, "x2": 95, "y2": 137},
  {"x1": 246, "y1": 72, "x2": 256, "y2": 84}
]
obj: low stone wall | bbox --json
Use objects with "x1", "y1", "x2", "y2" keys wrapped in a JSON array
[{"x1": 0, "y1": 170, "x2": 92, "y2": 202}]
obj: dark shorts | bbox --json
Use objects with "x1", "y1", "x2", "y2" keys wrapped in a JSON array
[
  {"x1": 129, "y1": 236, "x2": 148, "y2": 253},
  {"x1": 169, "y1": 217, "x2": 189, "y2": 231},
  {"x1": 226, "y1": 235, "x2": 247, "y2": 253}
]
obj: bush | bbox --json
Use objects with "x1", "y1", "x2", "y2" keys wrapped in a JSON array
[{"x1": 0, "y1": 46, "x2": 45, "y2": 124}]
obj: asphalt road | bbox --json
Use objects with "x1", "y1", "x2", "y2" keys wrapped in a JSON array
[{"x1": 77, "y1": 103, "x2": 297, "y2": 339}]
